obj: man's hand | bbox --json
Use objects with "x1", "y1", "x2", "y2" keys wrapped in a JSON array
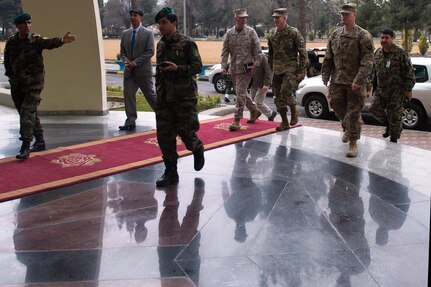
[
  {"x1": 262, "y1": 85, "x2": 269, "y2": 93},
  {"x1": 250, "y1": 65, "x2": 257, "y2": 74},
  {"x1": 159, "y1": 61, "x2": 177, "y2": 72},
  {"x1": 124, "y1": 60, "x2": 135, "y2": 70},
  {"x1": 351, "y1": 83, "x2": 361, "y2": 91},
  {"x1": 221, "y1": 68, "x2": 227, "y2": 75},
  {"x1": 296, "y1": 72, "x2": 305, "y2": 82},
  {"x1": 406, "y1": 91, "x2": 413, "y2": 102},
  {"x1": 62, "y1": 32, "x2": 76, "y2": 43},
  {"x1": 323, "y1": 80, "x2": 328, "y2": 87}
]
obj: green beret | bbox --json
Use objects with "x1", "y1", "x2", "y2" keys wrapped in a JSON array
[
  {"x1": 14, "y1": 13, "x2": 31, "y2": 25},
  {"x1": 155, "y1": 7, "x2": 175, "y2": 23}
]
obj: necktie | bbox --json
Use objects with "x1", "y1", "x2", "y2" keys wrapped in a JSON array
[{"x1": 131, "y1": 30, "x2": 136, "y2": 53}]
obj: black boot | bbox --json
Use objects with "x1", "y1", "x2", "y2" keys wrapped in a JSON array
[
  {"x1": 193, "y1": 146, "x2": 205, "y2": 171},
  {"x1": 156, "y1": 158, "x2": 179, "y2": 187},
  {"x1": 30, "y1": 136, "x2": 46, "y2": 152},
  {"x1": 382, "y1": 126, "x2": 390, "y2": 138},
  {"x1": 16, "y1": 141, "x2": 31, "y2": 160}
]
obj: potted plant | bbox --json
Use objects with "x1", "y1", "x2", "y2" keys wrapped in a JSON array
[{"x1": 115, "y1": 52, "x2": 125, "y2": 71}]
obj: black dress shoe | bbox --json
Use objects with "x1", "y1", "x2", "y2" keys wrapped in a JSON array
[
  {"x1": 16, "y1": 142, "x2": 31, "y2": 160},
  {"x1": 119, "y1": 124, "x2": 136, "y2": 131},
  {"x1": 193, "y1": 146, "x2": 205, "y2": 171},
  {"x1": 30, "y1": 141, "x2": 46, "y2": 152}
]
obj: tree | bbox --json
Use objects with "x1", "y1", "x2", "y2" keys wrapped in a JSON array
[
  {"x1": 0, "y1": 0, "x2": 21, "y2": 40},
  {"x1": 387, "y1": 0, "x2": 426, "y2": 50}
]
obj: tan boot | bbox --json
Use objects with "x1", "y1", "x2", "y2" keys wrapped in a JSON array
[
  {"x1": 289, "y1": 105, "x2": 299, "y2": 126},
  {"x1": 342, "y1": 132, "x2": 349, "y2": 143},
  {"x1": 346, "y1": 140, "x2": 358, "y2": 157},
  {"x1": 247, "y1": 109, "x2": 262, "y2": 124},
  {"x1": 275, "y1": 108, "x2": 290, "y2": 131},
  {"x1": 229, "y1": 119, "x2": 241, "y2": 131}
]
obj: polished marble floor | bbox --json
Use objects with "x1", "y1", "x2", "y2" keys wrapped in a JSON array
[{"x1": 0, "y1": 106, "x2": 429, "y2": 287}]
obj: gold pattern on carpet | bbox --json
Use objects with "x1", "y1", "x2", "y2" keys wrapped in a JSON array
[
  {"x1": 51, "y1": 153, "x2": 102, "y2": 168},
  {"x1": 213, "y1": 123, "x2": 249, "y2": 130}
]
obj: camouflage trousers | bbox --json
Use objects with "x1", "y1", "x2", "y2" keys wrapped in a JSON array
[
  {"x1": 272, "y1": 72, "x2": 298, "y2": 111},
  {"x1": 329, "y1": 83, "x2": 365, "y2": 141},
  {"x1": 232, "y1": 73, "x2": 257, "y2": 120},
  {"x1": 156, "y1": 98, "x2": 203, "y2": 162},
  {"x1": 370, "y1": 89, "x2": 404, "y2": 139},
  {"x1": 11, "y1": 86, "x2": 43, "y2": 142}
]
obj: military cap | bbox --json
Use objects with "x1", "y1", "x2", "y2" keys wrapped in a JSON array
[
  {"x1": 234, "y1": 8, "x2": 249, "y2": 18},
  {"x1": 129, "y1": 9, "x2": 143, "y2": 16},
  {"x1": 13, "y1": 13, "x2": 31, "y2": 25},
  {"x1": 272, "y1": 8, "x2": 288, "y2": 17},
  {"x1": 155, "y1": 7, "x2": 176, "y2": 22},
  {"x1": 340, "y1": 3, "x2": 356, "y2": 14}
]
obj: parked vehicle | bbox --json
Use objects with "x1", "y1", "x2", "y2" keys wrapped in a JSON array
[
  {"x1": 295, "y1": 57, "x2": 431, "y2": 130},
  {"x1": 206, "y1": 47, "x2": 325, "y2": 94}
]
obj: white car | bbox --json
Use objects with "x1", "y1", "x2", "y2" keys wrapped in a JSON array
[{"x1": 295, "y1": 57, "x2": 431, "y2": 130}]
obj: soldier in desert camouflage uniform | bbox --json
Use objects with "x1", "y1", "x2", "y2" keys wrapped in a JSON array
[
  {"x1": 4, "y1": 13, "x2": 76, "y2": 160},
  {"x1": 154, "y1": 7, "x2": 205, "y2": 187},
  {"x1": 268, "y1": 8, "x2": 308, "y2": 131},
  {"x1": 221, "y1": 8, "x2": 263, "y2": 131},
  {"x1": 321, "y1": 3, "x2": 374, "y2": 157},
  {"x1": 370, "y1": 28, "x2": 415, "y2": 143}
]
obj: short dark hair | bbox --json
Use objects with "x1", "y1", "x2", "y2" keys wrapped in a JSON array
[{"x1": 380, "y1": 28, "x2": 395, "y2": 38}]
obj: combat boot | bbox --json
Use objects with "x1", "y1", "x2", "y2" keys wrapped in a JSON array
[
  {"x1": 382, "y1": 126, "x2": 390, "y2": 138},
  {"x1": 193, "y1": 146, "x2": 205, "y2": 171},
  {"x1": 342, "y1": 132, "x2": 349, "y2": 143},
  {"x1": 247, "y1": 109, "x2": 262, "y2": 123},
  {"x1": 156, "y1": 158, "x2": 179, "y2": 187},
  {"x1": 229, "y1": 118, "x2": 241, "y2": 131},
  {"x1": 289, "y1": 105, "x2": 299, "y2": 126},
  {"x1": 30, "y1": 135, "x2": 46, "y2": 152},
  {"x1": 16, "y1": 141, "x2": 31, "y2": 160},
  {"x1": 275, "y1": 108, "x2": 290, "y2": 131},
  {"x1": 346, "y1": 140, "x2": 358, "y2": 158}
]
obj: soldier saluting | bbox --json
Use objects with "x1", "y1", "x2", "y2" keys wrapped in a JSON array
[{"x1": 4, "y1": 13, "x2": 76, "y2": 160}]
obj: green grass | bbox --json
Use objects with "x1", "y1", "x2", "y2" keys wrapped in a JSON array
[{"x1": 107, "y1": 89, "x2": 221, "y2": 112}]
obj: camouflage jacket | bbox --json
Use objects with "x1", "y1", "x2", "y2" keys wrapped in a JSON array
[
  {"x1": 372, "y1": 44, "x2": 415, "y2": 92},
  {"x1": 4, "y1": 32, "x2": 63, "y2": 89},
  {"x1": 251, "y1": 54, "x2": 272, "y2": 89},
  {"x1": 156, "y1": 31, "x2": 202, "y2": 102},
  {"x1": 267, "y1": 25, "x2": 308, "y2": 75},
  {"x1": 221, "y1": 25, "x2": 262, "y2": 75},
  {"x1": 321, "y1": 25, "x2": 374, "y2": 86}
]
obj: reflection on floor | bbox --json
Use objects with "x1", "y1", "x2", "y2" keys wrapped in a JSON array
[{"x1": 0, "y1": 109, "x2": 429, "y2": 286}]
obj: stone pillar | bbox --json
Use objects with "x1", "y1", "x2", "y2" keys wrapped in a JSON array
[{"x1": 22, "y1": 0, "x2": 108, "y2": 115}]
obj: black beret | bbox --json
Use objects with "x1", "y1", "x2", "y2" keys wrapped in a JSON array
[
  {"x1": 14, "y1": 13, "x2": 31, "y2": 25},
  {"x1": 129, "y1": 9, "x2": 143, "y2": 16},
  {"x1": 155, "y1": 7, "x2": 175, "y2": 23}
]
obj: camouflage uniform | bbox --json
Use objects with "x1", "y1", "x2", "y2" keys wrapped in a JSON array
[
  {"x1": 268, "y1": 24, "x2": 308, "y2": 111},
  {"x1": 370, "y1": 44, "x2": 415, "y2": 140},
  {"x1": 322, "y1": 25, "x2": 374, "y2": 141},
  {"x1": 155, "y1": 31, "x2": 203, "y2": 164},
  {"x1": 221, "y1": 25, "x2": 262, "y2": 123},
  {"x1": 4, "y1": 33, "x2": 63, "y2": 143}
]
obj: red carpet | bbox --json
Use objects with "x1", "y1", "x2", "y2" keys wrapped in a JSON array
[{"x1": 0, "y1": 116, "x2": 301, "y2": 201}]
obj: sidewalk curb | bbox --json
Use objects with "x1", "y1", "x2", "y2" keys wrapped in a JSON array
[
  {"x1": 107, "y1": 70, "x2": 124, "y2": 75},
  {"x1": 200, "y1": 106, "x2": 235, "y2": 116}
]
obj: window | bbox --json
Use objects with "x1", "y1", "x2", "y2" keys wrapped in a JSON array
[{"x1": 413, "y1": 65, "x2": 428, "y2": 83}]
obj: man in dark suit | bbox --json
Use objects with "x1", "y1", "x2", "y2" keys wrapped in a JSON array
[{"x1": 119, "y1": 8, "x2": 157, "y2": 131}]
